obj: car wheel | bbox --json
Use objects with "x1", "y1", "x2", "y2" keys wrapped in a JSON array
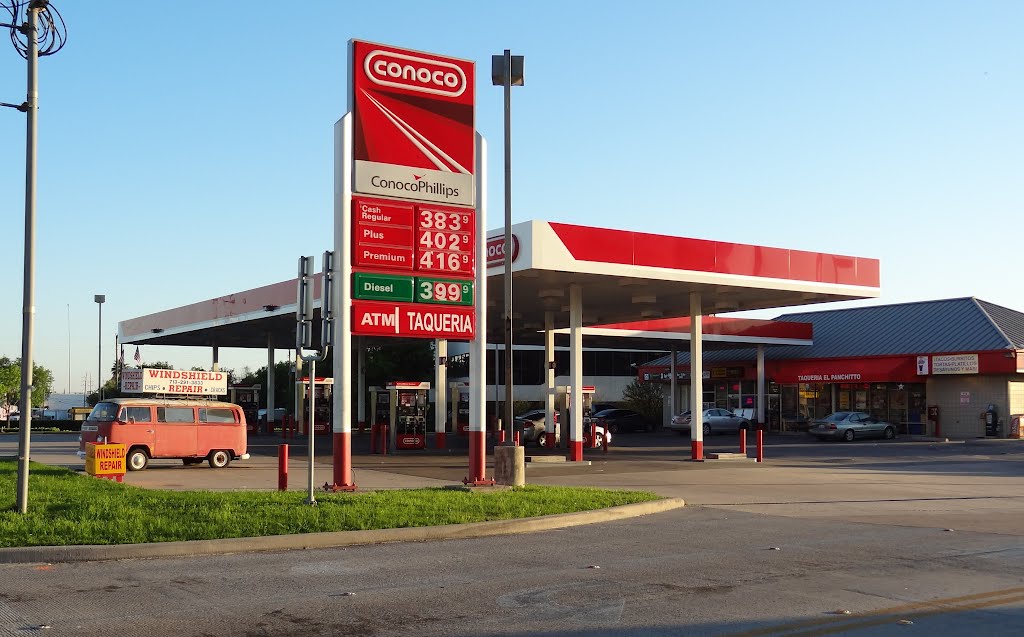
[
  {"x1": 126, "y1": 447, "x2": 149, "y2": 471},
  {"x1": 537, "y1": 433, "x2": 548, "y2": 448},
  {"x1": 842, "y1": 429, "x2": 855, "y2": 442},
  {"x1": 609, "y1": 424, "x2": 620, "y2": 435},
  {"x1": 702, "y1": 423, "x2": 711, "y2": 436},
  {"x1": 883, "y1": 426, "x2": 896, "y2": 440},
  {"x1": 208, "y1": 450, "x2": 231, "y2": 468}
]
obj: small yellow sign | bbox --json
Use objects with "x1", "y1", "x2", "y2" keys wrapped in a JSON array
[{"x1": 85, "y1": 443, "x2": 126, "y2": 477}]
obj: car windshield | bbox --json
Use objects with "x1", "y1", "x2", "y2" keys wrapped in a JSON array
[
  {"x1": 822, "y1": 412, "x2": 854, "y2": 422},
  {"x1": 87, "y1": 402, "x2": 119, "y2": 421}
]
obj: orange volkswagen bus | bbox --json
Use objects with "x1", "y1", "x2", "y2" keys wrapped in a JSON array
[{"x1": 78, "y1": 398, "x2": 250, "y2": 471}]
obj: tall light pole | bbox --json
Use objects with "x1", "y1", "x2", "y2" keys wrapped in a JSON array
[
  {"x1": 6, "y1": 0, "x2": 67, "y2": 514},
  {"x1": 95, "y1": 294, "x2": 105, "y2": 400},
  {"x1": 491, "y1": 50, "x2": 524, "y2": 445}
]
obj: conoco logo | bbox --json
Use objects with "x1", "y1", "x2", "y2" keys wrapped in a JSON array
[
  {"x1": 486, "y1": 235, "x2": 519, "y2": 266},
  {"x1": 365, "y1": 50, "x2": 467, "y2": 98}
]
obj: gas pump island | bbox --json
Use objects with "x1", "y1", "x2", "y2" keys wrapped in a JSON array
[{"x1": 369, "y1": 382, "x2": 431, "y2": 452}]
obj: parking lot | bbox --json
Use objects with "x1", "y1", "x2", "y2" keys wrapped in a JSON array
[{"x1": 5, "y1": 430, "x2": 1023, "y2": 538}]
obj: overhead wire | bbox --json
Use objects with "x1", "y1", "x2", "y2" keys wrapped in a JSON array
[{"x1": 3, "y1": 0, "x2": 67, "y2": 59}]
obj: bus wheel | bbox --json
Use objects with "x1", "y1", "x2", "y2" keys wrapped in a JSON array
[
  {"x1": 127, "y1": 447, "x2": 149, "y2": 471},
  {"x1": 208, "y1": 450, "x2": 232, "y2": 468}
]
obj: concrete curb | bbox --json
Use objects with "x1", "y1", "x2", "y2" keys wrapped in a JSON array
[{"x1": 0, "y1": 497, "x2": 685, "y2": 564}]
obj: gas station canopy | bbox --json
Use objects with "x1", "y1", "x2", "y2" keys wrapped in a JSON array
[{"x1": 118, "y1": 220, "x2": 879, "y2": 349}]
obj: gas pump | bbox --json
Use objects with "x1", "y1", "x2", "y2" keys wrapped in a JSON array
[
  {"x1": 389, "y1": 381, "x2": 430, "y2": 450},
  {"x1": 369, "y1": 386, "x2": 389, "y2": 454},
  {"x1": 297, "y1": 376, "x2": 333, "y2": 435},
  {"x1": 449, "y1": 381, "x2": 470, "y2": 436},
  {"x1": 229, "y1": 384, "x2": 261, "y2": 433},
  {"x1": 554, "y1": 385, "x2": 595, "y2": 446}
]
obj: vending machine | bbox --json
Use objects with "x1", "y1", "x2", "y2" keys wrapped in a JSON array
[
  {"x1": 449, "y1": 381, "x2": 471, "y2": 436},
  {"x1": 389, "y1": 381, "x2": 430, "y2": 450}
]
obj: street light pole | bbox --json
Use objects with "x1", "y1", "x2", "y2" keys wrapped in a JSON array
[
  {"x1": 95, "y1": 294, "x2": 105, "y2": 400},
  {"x1": 491, "y1": 50, "x2": 524, "y2": 446}
]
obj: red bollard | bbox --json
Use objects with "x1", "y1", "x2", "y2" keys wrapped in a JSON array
[
  {"x1": 497, "y1": 430, "x2": 506, "y2": 444},
  {"x1": 739, "y1": 427, "x2": 747, "y2": 454},
  {"x1": 589, "y1": 423, "x2": 597, "y2": 449},
  {"x1": 381, "y1": 424, "x2": 388, "y2": 456},
  {"x1": 278, "y1": 444, "x2": 288, "y2": 491},
  {"x1": 756, "y1": 428, "x2": 764, "y2": 463},
  {"x1": 513, "y1": 431, "x2": 520, "y2": 446},
  {"x1": 369, "y1": 423, "x2": 378, "y2": 453}
]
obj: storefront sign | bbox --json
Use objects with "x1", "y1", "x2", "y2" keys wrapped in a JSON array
[
  {"x1": 142, "y1": 368, "x2": 228, "y2": 396},
  {"x1": 932, "y1": 354, "x2": 979, "y2": 375},
  {"x1": 120, "y1": 369, "x2": 143, "y2": 393},
  {"x1": 916, "y1": 356, "x2": 929, "y2": 375},
  {"x1": 351, "y1": 40, "x2": 475, "y2": 206},
  {"x1": 771, "y1": 357, "x2": 918, "y2": 384}
]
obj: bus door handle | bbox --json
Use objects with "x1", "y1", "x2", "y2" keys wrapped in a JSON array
[{"x1": 146, "y1": 429, "x2": 155, "y2": 434}]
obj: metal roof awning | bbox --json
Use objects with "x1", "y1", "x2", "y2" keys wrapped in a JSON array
[{"x1": 119, "y1": 220, "x2": 878, "y2": 351}]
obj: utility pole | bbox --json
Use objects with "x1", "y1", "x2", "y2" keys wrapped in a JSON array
[{"x1": 3, "y1": 0, "x2": 68, "y2": 514}]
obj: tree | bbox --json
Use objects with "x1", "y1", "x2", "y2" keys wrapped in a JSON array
[
  {"x1": 0, "y1": 356, "x2": 55, "y2": 411},
  {"x1": 622, "y1": 380, "x2": 665, "y2": 425}
]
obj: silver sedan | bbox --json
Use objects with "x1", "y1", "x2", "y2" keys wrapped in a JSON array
[
  {"x1": 668, "y1": 408, "x2": 751, "y2": 436},
  {"x1": 808, "y1": 411, "x2": 897, "y2": 442}
]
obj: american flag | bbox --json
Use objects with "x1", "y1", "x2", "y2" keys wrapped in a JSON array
[{"x1": 134, "y1": 347, "x2": 141, "y2": 365}]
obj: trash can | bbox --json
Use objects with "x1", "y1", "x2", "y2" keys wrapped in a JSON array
[{"x1": 1011, "y1": 415, "x2": 1022, "y2": 440}]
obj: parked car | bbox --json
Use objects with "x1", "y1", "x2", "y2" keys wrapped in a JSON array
[
  {"x1": 591, "y1": 408, "x2": 651, "y2": 434},
  {"x1": 667, "y1": 409, "x2": 750, "y2": 435},
  {"x1": 808, "y1": 412, "x2": 897, "y2": 442},
  {"x1": 516, "y1": 410, "x2": 610, "y2": 448},
  {"x1": 520, "y1": 420, "x2": 611, "y2": 449}
]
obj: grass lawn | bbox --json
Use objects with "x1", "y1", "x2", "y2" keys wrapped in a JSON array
[{"x1": 0, "y1": 460, "x2": 660, "y2": 547}]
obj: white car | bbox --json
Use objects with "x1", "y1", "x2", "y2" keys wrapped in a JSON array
[{"x1": 517, "y1": 412, "x2": 611, "y2": 449}]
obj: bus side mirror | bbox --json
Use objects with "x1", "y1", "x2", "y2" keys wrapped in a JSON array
[{"x1": 128, "y1": 417, "x2": 136, "y2": 424}]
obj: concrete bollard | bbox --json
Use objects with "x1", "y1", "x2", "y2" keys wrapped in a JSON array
[{"x1": 278, "y1": 444, "x2": 288, "y2": 491}]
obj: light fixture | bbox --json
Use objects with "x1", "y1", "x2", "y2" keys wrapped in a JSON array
[
  {"x1": 150, "y1": 328, "x2": 163, "y2": 334},
  {"x1": 641, "y1": 309, "x2": 664, "y2": 319},
  {"x1": 263, "y1": 304, "x2": 280, "y2": 312},
  {"x1": 631, "y1": 295, "x2": 657, "y2": 304}
]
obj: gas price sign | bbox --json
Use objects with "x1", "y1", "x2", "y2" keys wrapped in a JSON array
[
  {"x1": 350, "y1": 196, "x2": 476, "y2": 337},
  {"x1": 416, "y1": 205, "x2": 474, "y2": 277},
  {"x1": 416, "y1": 277, "x2": 473, "y2": 306}
]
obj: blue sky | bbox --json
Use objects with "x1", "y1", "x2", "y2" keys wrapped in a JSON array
[{"x1": 1, "y1": 1, "x2": 1021, "y2": 395}]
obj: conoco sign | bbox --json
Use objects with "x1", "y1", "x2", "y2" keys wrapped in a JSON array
[
  {"x1": 350, "y1": 40, "x2": 475, "y2": 207},
  {"x1": 486, "y1": 234, "x2": 519, "y2": 267}
]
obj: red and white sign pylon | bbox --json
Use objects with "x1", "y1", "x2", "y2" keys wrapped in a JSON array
[{"x1": 465, "y1": 132, "x2": 492, "y2": 485}]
